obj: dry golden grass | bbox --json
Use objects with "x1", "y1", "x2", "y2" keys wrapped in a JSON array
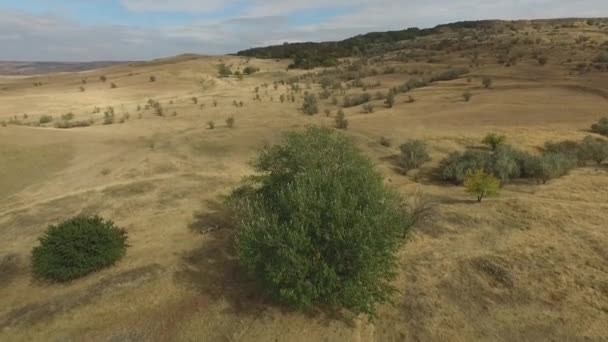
[{"x1": 1, "y1": 20, "x2": 608, "y2": 341}]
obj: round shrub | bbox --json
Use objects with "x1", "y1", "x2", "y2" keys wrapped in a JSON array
[
  {"x1": 32, "y1": 215, "x2": 128, "y2": 282},
  {"x1": 230, "y1": 127, "x2": 409, "y2": 316}
]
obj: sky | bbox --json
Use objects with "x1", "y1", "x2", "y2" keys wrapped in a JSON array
[{"x1": 0, "y1": 0, "x2": 606, "y2": 61}]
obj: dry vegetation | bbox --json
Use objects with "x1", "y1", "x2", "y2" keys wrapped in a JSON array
[{"x1": 1, "y1": 18, "x2": 608, "y2": 341}]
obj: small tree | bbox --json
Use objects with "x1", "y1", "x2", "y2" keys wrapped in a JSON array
[
  {"x1": 462, "y1": 91, "x2": 473, "y2": 102},
  {"x1": 110, "y1": 83, "x2": 117, "y2": 89},
  {"x1": 192, "y1": 96, "x2": 198, "y2": 104},
  {"x1": 591, "y1": 117, "x2": 608, "y2": 136},
  {"x1": 397, "y1": 140, "x2": 431, "y2": 174},
  {"x1": 230, "y1": 127, "x2": 411, "y2": 316},
  {"x1": 385, "y1": 91, "x2": 395, "y2": 108},
  {"x1": 482, "y1": 133, "x2": 506, "y2": 151},
  {"x1": 100, "y1": 75, "x2": 107, "y2": 83},
  {"x1": 464, "y1": 169, "x2": 500, "y2": 202},
  {"x1": 580, "y1": 136, "x2": 608, "y2": 165},
  {"x1": 149, "y1": 75, "x2": 156, "y2": 82},
  {"x1": 335, "y1": 109, "x2": 348, "y2": 129},
  {"x1": 226, "y1": 116, "x2": 235, "y2": 128},
  {"x1": 537, "y1": 56, "x2": 548, "y2": 66},
  {"x1": 482, "y1": 77, "x2": 493, "y2": 89},
  {"x1": 363, "y1": 103, "x2": 374, "y2": 113},
  {"x1": 207, "y1": 121, "x2": 215, "y2": 129},
  {"x1": 217, "y1": 63, "x2": 232, "y2": 78},
  {"x1": 302, "y1": 93, "x2": 319, "y2": 115}
]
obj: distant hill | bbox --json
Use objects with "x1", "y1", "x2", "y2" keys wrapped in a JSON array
[
  {"x1": 236, "y1": 18, "x2": 605, "y2": 69},
  {"x1": 0, "y1": 61, "x2": 132, "y2": 75}
]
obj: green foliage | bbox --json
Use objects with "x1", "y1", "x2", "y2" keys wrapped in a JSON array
[
  {"x1": 591, "y1": 117, "x2": 608, "y2": 136},
  {"x1": 243, "y1": 66, "x2": 260, "y2": 75},
  {"x1": 464, "y1": 169, "x2": 500, "y2": 202},
  {"x1": 482, "y1": 77, "x2": 493, "y2": 89},
  {"x1": 61, "y1": 112, "x2": 75, "y2": 121},
  {"x1": 482, "y1": 133, "x2": 506, "y2": 151},
  {"x1": 39, "y1": 115, "x2": 53, "y2": 124},
  {"x1": 302, "y1": 93, "x2": 319, "y2": 115},
  {"x1": 385, "y1": 90, "x2": 395, "y2": 108},
  {"x1": 397, "y1": 140, "x2": 431, "y2": 174},
  {"x1": 579, "y1": 136, "x2": 608, "y2": 165},
  {"x1": 343, "y1": 93, "x2": 371, "y2": 108},
  {"x1": 429, "y1": 67, "x2": 469, "y2": 82},
  {"x1": 31, "y1": 215, "x2": 128, "y2": 282},
  {"x1": 379, "y1": 136, "x2": 391, "y2": 147},
  {"x1": 226, "y1": 116, "x2": 235, "y2": 128},
  {"x1": 229, "y1": 127, "x2": 410, "y2": 316},
  {"x1": 217, "y1": 63, "x2": 233, "y2": 78},
  {"x1": 525, "y1": 153, "x2": 577, "y2": 184},
  {"x1": 335, "y1": 109, "x2": 348, "y2": 129},
  {"x1": 439, "y1": 150, "x2": 492, "y2": 184}
]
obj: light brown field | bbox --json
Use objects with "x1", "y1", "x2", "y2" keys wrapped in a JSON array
[{"x1": 1, "y1": 20, "x2": 608, "y2": 341}]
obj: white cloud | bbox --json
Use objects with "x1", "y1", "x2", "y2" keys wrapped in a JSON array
[{"x1": 1, "y1": 1, "x2": 608, "y2": 61}]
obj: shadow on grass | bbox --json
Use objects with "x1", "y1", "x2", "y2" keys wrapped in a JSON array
[{"x1": 176, "y1": 200, "x2": 362, "y2": 325}]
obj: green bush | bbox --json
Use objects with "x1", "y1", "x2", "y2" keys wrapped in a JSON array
[
  {"x1": 397, "y1": 140, "x2": 431, "y2": 174},
  {"x1": 482, "y1": 133, "x2": 506, "y2": 151},
  {"x1": 591, "y1": 117, "x2": 608, "y2": 136},
  {"x1": 439, "y1": 150, "x2": 492, "y2": 184},
  {"x1": 335, "y1": 109, "x2": 348, "y2": 129},
  {"x1": 31, "y1": 215, "x2": 128, "y2": 282},
  {"x1": 580, "y1": 136, "x2": 608, "y2": 164},
  {"x1": 39, "y1": 115, "x2": 54, "y2": 124},
  {"x1": 343, "y1": 93, "x2": 371, "y2": 108},
  {"x1": 230, "y1": 127, "x2": 410, "y2": 316},
  {"x1": 482, "y1": 77, "x2": 493, "y2": 89},
  {"x1": 385, "y1": 90, "x2": 395, "y2": 108},
  {"x1": 217, "y1": 63, "x2": 233, "y2": 78},
  {"x1": 464, "y1": 169, "x2": 500, "y2": 202},
  {"x1": 243, "y1": 66, "x2": 259, "y2": 75},
  {"x1": 302, "y1": 93, "x2": 319, "y2": 115},
  {"x1": 525, "y1": 153, "x2": 577, "y2": 184}
]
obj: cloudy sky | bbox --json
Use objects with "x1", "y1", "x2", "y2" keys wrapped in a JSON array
[{"x1": 0, "y1": 0, "x2": 606, "y2": 61}]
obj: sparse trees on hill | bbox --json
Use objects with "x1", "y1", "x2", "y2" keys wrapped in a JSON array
[{"x1": 385, "y1": 90, "x2": 395, "y2": 108}]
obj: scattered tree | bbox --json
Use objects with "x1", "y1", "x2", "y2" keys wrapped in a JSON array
[
  {"x1": 482, "y1": 133, "x2": 507, "y2": 151},
  {"x1": 226, "y1": 116, "x2": 235, "y2": 128},
  {"x1": 229, "y1": 127, "x2": 413, "y2": 316},
  {"x1": 462, "y1": 91, "x2": 473, "y2": 102},
  {"x1": 335, "y1": 109, "x2": 348, "y2": 129},
  {"x1": 464, "y1": 169, "x2": 500, "y2": 202},
  {"x1": 482, "y1": 77, "x2": 493, "y2": 89},
  {"x1": 302, "y1": 93, "x2": 319, "y2": 115},
  {"x1": 397, "y1": 140, "x2": 432, "y2": 174}
]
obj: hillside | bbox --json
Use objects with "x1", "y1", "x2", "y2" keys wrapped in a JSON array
[
  {"x1": 0, "y1": 61, "x2": 133, "y2": 76},
  {"x1": 1, "y1": 18, "x2": 608, "y2": 341}
]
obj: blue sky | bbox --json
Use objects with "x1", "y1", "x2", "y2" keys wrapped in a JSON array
[{"x1": 0, "y1": 0, "x2": 606, "y2": 61}]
